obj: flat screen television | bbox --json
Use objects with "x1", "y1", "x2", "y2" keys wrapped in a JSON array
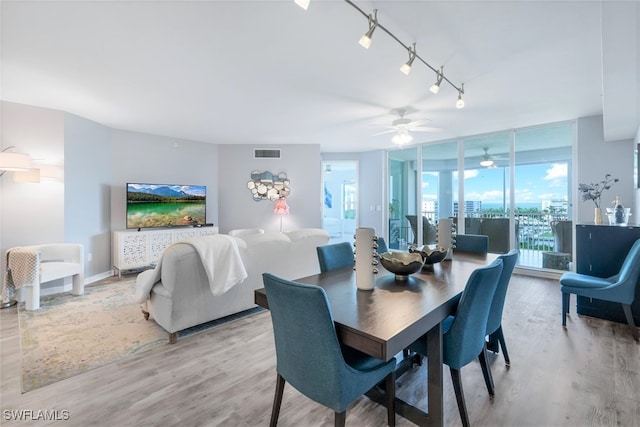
[{"x1": 126, "y1": 183, "x2": 206, "y2": 229}]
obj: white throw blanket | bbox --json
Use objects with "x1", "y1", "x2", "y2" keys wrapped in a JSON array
[{"x1": 134, "y1": 234, "x2": 248, "y2": 303}]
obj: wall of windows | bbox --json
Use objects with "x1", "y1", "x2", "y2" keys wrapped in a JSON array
[{"x1": 387, "y1": 121, "x2": 574, "y2": 271}]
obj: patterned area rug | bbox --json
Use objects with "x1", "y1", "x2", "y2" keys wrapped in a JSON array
[{"x1": 18, "y1": 279, "x2": 168, "y2": 393}]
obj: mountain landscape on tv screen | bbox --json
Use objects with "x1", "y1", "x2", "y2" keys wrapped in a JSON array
[
  {"x1": 127, "y1": 184, "x2": 205, "y2": 202},
  {"x1": 127, "y1": 184, "x2": 206, "y2": 229}
]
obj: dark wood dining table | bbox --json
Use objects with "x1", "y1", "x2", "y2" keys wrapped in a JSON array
[{"x1": 254, "y1": 250, "x2": 498, "y2": 427}]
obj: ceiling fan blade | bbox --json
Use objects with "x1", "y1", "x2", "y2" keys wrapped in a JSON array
[
  {"x1": 372, "y1": 129, "x2": 397, "y2": 136},
  {"x1": 410, "y1": 126, "x2": 443, "y2": 132},
  {"x1": 407, "y1": 119, "x2": 432, "y2": 127}
]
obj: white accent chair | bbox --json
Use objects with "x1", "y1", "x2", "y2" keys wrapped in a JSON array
[{"x1": 6, "y1": 243, "x2": 85, "y2": 310}]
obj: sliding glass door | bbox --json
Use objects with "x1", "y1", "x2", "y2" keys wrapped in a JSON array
[{"x1": 386, "y1": 121, "x2": 574, "y2": 272}]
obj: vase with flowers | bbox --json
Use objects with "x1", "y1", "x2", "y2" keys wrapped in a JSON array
[{"x1": 578, "y1": 174, "x2": 619, "y2": 224}]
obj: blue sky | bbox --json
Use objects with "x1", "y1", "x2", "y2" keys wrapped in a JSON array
[{"x1": 422, "y1": 162, "x2": 569, "y2": 206}]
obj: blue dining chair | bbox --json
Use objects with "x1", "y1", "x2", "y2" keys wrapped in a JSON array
[
  {"x1": 560, "y1": 238, "x2": 640, "y2": 341},
  {"x1": 376, "y1": 237, "x2": 388, "y2": 254},
  {"x1": 408, "y1": 258, "x2": 504, "y2": 427},
  {"x1": 263, "y1": 273, "x2": 397, "y2": 427},
  {"x1": 486, "y1": 249, "x2": 519, "y2": 368},
  {"x1": 455, "y1": 234, "x2": 489, "y2": 254},
  {"x1": 316, "y1": 242, "x2": 354, "y2": 273}
]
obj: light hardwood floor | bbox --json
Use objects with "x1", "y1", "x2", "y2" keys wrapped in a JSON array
[{"x1": 1, "y1": 273, "x2": 639, "y2": 426}]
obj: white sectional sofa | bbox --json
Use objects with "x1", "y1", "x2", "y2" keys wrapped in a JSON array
[{"x1": 138, "y1": 228, "x2": 330, "y2": 342}]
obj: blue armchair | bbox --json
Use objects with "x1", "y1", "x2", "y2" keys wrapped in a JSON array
[
  {"x1": 560, "y1": 238, "x2": 640, "y2": 341},
  {"x1": 408, "y1": 259, "x2": 504, "y2": 427},
  {"x1": 263, "y1": 273, "x2": 397, "y2": 426}
]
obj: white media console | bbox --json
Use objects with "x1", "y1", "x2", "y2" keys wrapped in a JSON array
[{"x1": 112, "y1": 226, "x2": 219, "y2": 276}]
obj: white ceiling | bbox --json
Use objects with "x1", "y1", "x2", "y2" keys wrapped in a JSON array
[{"x1": 1, "y1": 1, "x2": 638, "y2": 153}]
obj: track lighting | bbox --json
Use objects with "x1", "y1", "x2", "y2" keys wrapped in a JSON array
[
  {"x1": 294, "y1": 1, "x2": 465, "y2": 111},
  {"x1": 392, "y1": 129, "x2": 413, "y2": 146},
  {"x1": 358, "y1": 9, "x2": 378, "y2": 49},
  {"x1": 456, "y1": 84, "x2": 465, "y2": 109},
  {"x1": 400, "y1": 43, "x2": 416, "y2": 75},
  {"x1": 294, "y1": 0, "x2": 310, "y2": 10},
  {"x1": 430, "y1": 66, "x2": 444, "y2": 94}
]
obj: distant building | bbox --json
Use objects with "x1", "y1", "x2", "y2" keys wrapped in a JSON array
[
  {"x1": 453, "y1": 200, "x2": 482, "y2": 216},
  {"x1": 542, "y1": 198, "x2": 568, "y2": 216}
]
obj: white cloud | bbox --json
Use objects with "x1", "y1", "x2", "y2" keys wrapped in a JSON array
[{"x1": 544, "y1": 163, "x2": 567, "y2": 180}]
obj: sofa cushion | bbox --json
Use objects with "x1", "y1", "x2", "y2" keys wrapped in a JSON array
[{"x1": 228, "y1": 228, "x2": 265, "y2": 238}]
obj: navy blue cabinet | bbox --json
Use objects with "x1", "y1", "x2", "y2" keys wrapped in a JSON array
[{"x1": 575, "y1": 224, "x2": 640, "y2": 324}]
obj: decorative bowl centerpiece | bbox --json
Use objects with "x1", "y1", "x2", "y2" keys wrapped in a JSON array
[
  {"x1": 409, "y1": 245, "x2": 449, "y2": 271},
  {"x1": 379, "y1": 251, "x2": 424, "y2": 281}
]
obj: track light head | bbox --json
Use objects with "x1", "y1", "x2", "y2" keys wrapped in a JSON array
[
  {"x1": 294, "y1": 0, "x2": 310, "y2": 10},
  {"x1": 359, "y1": 10, "x2": 378, "y2": 49},
  {"x1": 400, "y1": 43, "x2": 417, "y2": 75},
  {"x1": 456, "y1": 83, "x2": 465, "y2": 109},
  {"x1": 429, "y1": 66, "x2": 444, "y2": 94}
]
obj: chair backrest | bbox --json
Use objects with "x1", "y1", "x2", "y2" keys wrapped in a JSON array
[
  {"x1": 610, "y1": 238, "x2": 640, "y2": 303},
  {"x1": 316, "y1": 242, "x2": 354, "y2": 273},
  {"x1": 443, "y1": 259, "x2": 503, "y2": 369},
  {"x1": 455, "y1": 234, "x2": 489, "y2": 254},
  {"x1": 486, "y1": 249, "x2": 519, "y2": 335},
  {"x1": 405, "y1": 215, "x2": 437, "y2": 244},
  {"x1": 551, "y1": 220, "x2": 572, "y2": 254},
  {"x1": 262, "y1": 273, "x2": 350, "y2": 409},
  {"x1": 376, "y1": 237, "x2": 388, "y2": 254}
]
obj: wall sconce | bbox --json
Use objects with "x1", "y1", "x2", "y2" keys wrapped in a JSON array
[
  {"x1": 0, "y1": 146, "x2": 62, "y2": 183},
  {"x1": 13, "y1": 168, "x2": 41, "y2": 183},
  {"x1": 0, "y1": 146, "x2": 31, "y2": 174}
]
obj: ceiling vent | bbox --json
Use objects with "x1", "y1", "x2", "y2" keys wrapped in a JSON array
[{"x1": 254, "y1": 148, "x2": 281, "y2": 159}]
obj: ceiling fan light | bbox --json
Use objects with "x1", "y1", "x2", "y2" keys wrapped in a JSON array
[
  {"x1": 392, "y1": 130, "x2": 413, "y2": 146},
  {"x1": 480, "y1": 159, "x2": 494, "y2": 167},
  {"x1": 294, "y1": 0, "x2": 310, "y2": 10},
  {"x1": 359, "y1": 10, "x2": 378, "y2": 49}
]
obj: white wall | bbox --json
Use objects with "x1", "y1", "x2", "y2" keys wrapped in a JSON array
[
  {"x1": 218, "y1": 144, "x2": 322, "y2": 233},
  {"x1": 64, "y1": 113, "x2": 111, "y2": 277},
  {"x1": 110, "y1": 129, "x2": 219, "y2": 231},
  {"x1": 576, "y1": 115, "x2": 635, "y2": 224},
  {"x1": 1, "y1": 102, "x2": 65, "y2": 253}
]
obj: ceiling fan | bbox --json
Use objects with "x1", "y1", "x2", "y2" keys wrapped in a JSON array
[
  {"x1": 479, "y1": 147, "x2": 507, "y2": 168},
  {"x1": 372, "y1": 108, "x2": 442, "y2": 145}
]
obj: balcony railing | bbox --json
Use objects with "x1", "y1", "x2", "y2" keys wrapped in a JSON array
[{"x1": 400, "y1": 211, "x2": 571, "y2": 270}]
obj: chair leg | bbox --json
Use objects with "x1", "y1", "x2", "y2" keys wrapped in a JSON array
[
  {"x1": 495, "y1": 325, "x2": 511, "y2": 367},
  {"x1": 385, "y1": 371, "x2": 396, "y2": 427},
  {"x1": 621, "y1": 304, "x2": 639, "y2": 341},
  {"x1": 334, "y1": 411, "x2": 346, "y2": 427},
  {"x1": 450, "y1": 368, "x2": 471, "y2": 427},
  {"x1": 562, "y1": 292, "x2": 570, "y2": 327},
  {"x1": 486, "y1": 331, "x2": 499, "y2": 353},
  {"x1": 270, "y1": 374, "x2": 286, "y2": 427},
  {"x1": 478, "y1": 345, "x2": 495, "y2": 398}
]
